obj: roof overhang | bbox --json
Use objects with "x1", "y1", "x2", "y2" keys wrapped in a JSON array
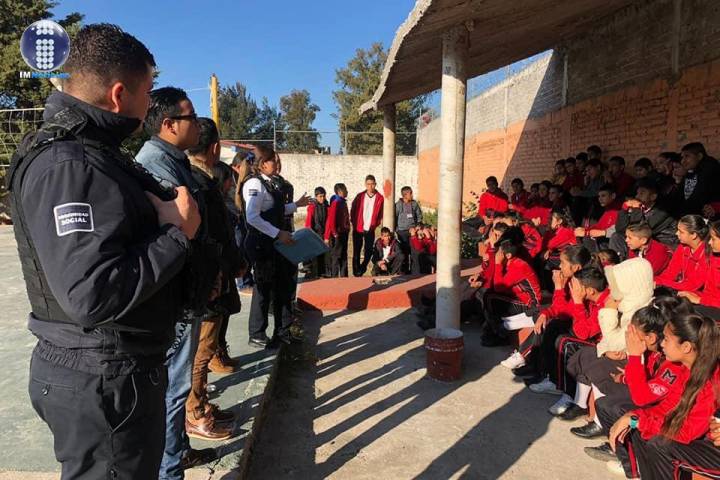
[{"x1": 361, "y1": 0, "x2": 634, "y2": 114}]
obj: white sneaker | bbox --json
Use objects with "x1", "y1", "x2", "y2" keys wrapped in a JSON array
[
  {"x1": 500, "y1": 350, "x2": 526, "y2": 369},
  {"x1": 606, "y1": 460, "x2": 637, "y2": 478},
  {"x1": 529, "y1": 377, "x2": 563, "y2": 395},
  {"x1": 548, "y1": 394, "x2": 574, "y2": 415}
]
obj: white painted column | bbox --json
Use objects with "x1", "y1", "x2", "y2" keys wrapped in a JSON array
[
  {"x1": 382, "y1": 104, "x2": 397, "y2": 229},
  {"x1": 436, "y1": 26, "x2": 468, "y2": 330}
]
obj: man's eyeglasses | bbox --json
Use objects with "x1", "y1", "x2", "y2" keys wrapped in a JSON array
[{"x1": 168, "y1": 113, "x2": 198, "y2": 122}]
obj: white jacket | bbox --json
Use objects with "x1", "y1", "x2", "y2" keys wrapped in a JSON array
[{"x1": 596, "y1": 258, "x2": 655, "y2": 357}]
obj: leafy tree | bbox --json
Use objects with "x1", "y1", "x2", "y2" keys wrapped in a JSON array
[
  {"x1": 279, "y1": 89, "x2": 319, "y2": 153},
  {"x1": 217, "y1": 81, "x2": 259, "y2": 140},
  {"x1": 254, "y1": 97, "x2": 283, "y2": 147},
  {"x1": 0, "y1": 1, "x2": 83, "y2": 108},
  {"x1": 333, "y1": 42, "x2": 426, "y2": 155}
]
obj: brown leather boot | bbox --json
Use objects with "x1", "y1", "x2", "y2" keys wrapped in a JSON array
[
  {"x1": 208, "y1": 346, "x2": 236, "y2": 374},
  {"x1": 185, "y1": 416, "x2": 233, "y2": 441},
  {"x1": 206, "y1": 402, "x2": 235, "y2": 424}
]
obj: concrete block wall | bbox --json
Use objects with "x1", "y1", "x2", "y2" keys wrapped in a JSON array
[{"x1": 416, "y1": 0, "x2": 720, "y2": 208}]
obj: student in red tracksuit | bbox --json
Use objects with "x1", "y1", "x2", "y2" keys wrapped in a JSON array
[
  {"x1": 409, "y1": 224, "x2": 437, "y2": 275},
  {"x1": 678, "y1": 219, "x2": 720, "y2": 319},
  {"x1": 324, "y1": 183, "x2": 351, "y2": 277},
  {"x1": 504, "y1": 211, "x2": 543, "y2": 259},
  {"x1": 481, "y1": 237, "x2": 541, "y2": 347},
  {"x1": 608, "y1": 313, "x2": 720, "y2": 480},
  {"x1": 536, "y1": 208, "x2": 577, "y2": 291},
  {"x1": 575, "y1": 184, "x2": 621, "y2": 252},
  {"x1": 587, "y1": 298, "x2": 693, "y2": 477},
  {"x1": 350, "y1": 175, "x2": 384, "y2": 277},
  {"x1": 656, "y1": 215, "x2": 709, "y2": 294},
  {"x1": 478, "y1": 176, "x2": 509, "y2": 223},
  {"x1": 526, "y1": 181, "x2": 553, "y2": 227},
  {"x1": 510, "y1": 177, "x2": 531, "y2": 218},
  {"x1": 625, "y1": 222, "x2": 672, "y2": 275},
  {"x1": 305, "y1": 186, "x2": 329, "y2": 278}
]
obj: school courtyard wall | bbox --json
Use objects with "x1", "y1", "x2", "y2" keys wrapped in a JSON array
[{"x1": 416, "y1": 0, "x2": 720, "y2": 208}]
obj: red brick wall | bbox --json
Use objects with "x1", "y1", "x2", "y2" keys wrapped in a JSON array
[{"x1": 417, "y1": 59, "x2": 720, "y2": 209}]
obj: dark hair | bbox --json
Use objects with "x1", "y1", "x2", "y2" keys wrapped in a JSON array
[
  {"x1": 145, "y1": 87, "x2": 188, "y2": 135},
  {"x1": 211, "y1": 161, "x2": 232, "y2": 185},
  {"x1": 662, "y1": 314, "x2": 720, "y2": 438},
  {"x1": 587, "y1": 158, "x2": 603, "y2": 169},
  {"x1": 334, "y1": 183, "x2": 347, "y2": 194},
  {"x1": 380, "y1": 227, "x2": 392, "y2": 236},
  {"x1": 64, "y1": 24, "x2": 155, "y2": 97},
  {"x1": 595, "y1": 248, "x2": 621, "y2": 266},
  {"x1": 540, "y1": 180, "x2": 553, "y2": 190},
  {"x1": 679, "y1": 214, "x2": 710, "y2": 241},
  {"x1": 493, "y1": 222, "x2": 509, "y2": 234},
  {"x1": 631, "y1": 303, "x2": 671, "y2": 340},
  {"x1": 634, "y1": 157, "x2": 653, "y2": 170},
  {"x1": 255, "y1": 144, "x2": 276, "y2": 162},
  {"x1": 401, "y1": 186, "x2": 412, "y2": 194},
  {"x1": 498, "y1": 226, "x2": 525, "y2": 247},
  {"x1": 530, "y1": 183, "x2": 540, "y2": 191},
  {"x1": 511, "y1": 178, "x2": 524, "y2": 188},
  {"x1": 658, "y1": 151, "x2": 681, "y2": 162},
  {"x1": 365, "y1": 175, "x2": 377, "y2": 183},
  {"x1": 555, "y1": 159, "x2": 566, "y2": 167},
  {"x1": 504, "y1": 211, "x2": 521, "y2": 223},
  {"x1": 608, "y1": 156, "x2": 625, "y2": 167},
  {"x1": 549, "y1": 184, "x2": 563, "y2": 194},
  {"x1": 598, "y1": 183, "x2": 616, "y2": 195},
  {"x1": 551, "y1": 207, "x2": 575, "y2": 228},
  {"x1": 574, "y1": 266, "x2": 608, "y2": 292},
  {"x1": 575, "y1": 152, "x2": 588, "y2": 162},
  {"x1": 187, "y1": 117, "x2": 218, "y2": 155},
  {"x1": 314, "y1": 186, "x2": 326, "y2": 196},
  {"x1": 561, "y1": 244, "x2": 592, "y2": 267},
  {"x1": 635, "y1": 177, "x2": 659, "y2": 194},
  {"x1": 498, "y1": 239, "x2": 522, "y2": 257},
  {"x1": 626, "y1": 222, "x2": 653, "y2": 239},
  {"x1": 232, "y1": 151, "x2": 254, "y2": 167},
  {"x1": 486, "y1": 176, "x2": 499, "y2": 184},
  {"x1": 681, "y1": 142, "x2": 708, "y2": 159},
  {"x1": 587, "y1": 145, "x2": 602, "y2": 156},
  {"x1": 711, "y1": 220, "x2": 720, "y2": 239},
  {"x1": 565, "y1": 156, "x2": 577, "y2": 165}
]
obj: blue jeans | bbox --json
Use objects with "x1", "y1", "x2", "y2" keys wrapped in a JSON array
[{"x1": 159, "y1": 318, "x2": 200, "y2": 480}]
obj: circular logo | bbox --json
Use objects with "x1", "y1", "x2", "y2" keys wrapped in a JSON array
[{"x1": 20, "y1": 20, "x2": 71, "y2": 72}]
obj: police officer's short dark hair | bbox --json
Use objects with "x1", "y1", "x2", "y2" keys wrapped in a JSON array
[
  {"x1": 314, "y1": 187, "x2": 326, "y2": 196},
  {"x1": 187, "y1": 117, "x2": 219, "y2": 155},
  {"x1": 365, "y1": 175, "x2": 377, "y2": 183},
  {"x1": 64, "y1": 24, "x2": 155, "y2": 98},
  {"x1": 145, "y1": 87, "x2": 189, "y2": 135}
]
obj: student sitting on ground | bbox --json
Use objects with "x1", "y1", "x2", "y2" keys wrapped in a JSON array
[
  {"x1": 678, "y1": 219, "x2": 720, "y2": 319},
  {"x1": 500, "y1": 245, "x2": 593, "y2": 371},
  {"x1": 503, "y1": 211, "x2": 543, "y2": 259},
  {"x1": 305, "y1": 186, "x2": 329, "y2": 278},
  {"x1": 586, "y1": 298, "x2": 694, "y2": 478},
  {"x1": 481, "y1": 235, "x2": 542, "y2": 347},
  {"x1": 625, "y1": 222, "x2": 672, "y2": 276},
  {"x1": 575, "y1": 184, "x2": 621, "y2": 252},
  {"x1": 527, "y1": 181, "x2": 553, "y2": 227},
  {"x1": 537, "y1": 208, "x2": 577, "y2": 291},
  {"x1": 655, "y1": 214, "x2": 709, "y2": 294},
  {"x1": 509, "y1": 177, "x2": 530, "y2": 217},
  {"x1": 409, "y1": 224, "x2": 437, "y2": 275},
  {"x1": 477, "y1": 175, "x2": 510, "y2": 225},
  {"x1": 371, "y1": 227, "x2": 405, "y2": 276},
  {"x1": 607, "y1": 313, "x2": 720, "y2": 479},
  {"x1": 527, "y1": 266, "x2": 610, "y2": 396},
  {"x1": 604, "y1": 156, "x2": 636, "y2": 200}
]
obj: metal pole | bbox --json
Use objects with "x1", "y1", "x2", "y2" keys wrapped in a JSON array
[
  {"x1": 210, "y1": 74, "x2": 220, "y2": 130},
  {"x1": 382, "y1": 104, "x2": 396, "y2": 229},
  {"x1": 436, "y1": 26, "x2": 468, "y2": 330},
  {"x1": 273, "y1": 119, "x2": 277, "y2": 152}
]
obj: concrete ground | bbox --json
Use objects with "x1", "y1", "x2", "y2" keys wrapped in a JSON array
[
  {"x1": 0, "y1": 226, "x2": 276, "y2": 479},
  {"x1": 248, "y1": 309, "x2": 615, "y2": 480}
]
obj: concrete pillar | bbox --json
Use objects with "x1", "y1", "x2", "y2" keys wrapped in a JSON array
[
  {"x1": 382, "y1": 104, "x2": 397, "y2": 229},
  {"x1": 436, "y1": 26, "x2": 468, "y2": 330}
]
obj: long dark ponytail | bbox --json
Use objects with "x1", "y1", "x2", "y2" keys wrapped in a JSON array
[{"x1": 661, "y1": 314, "x2": 720, "y2": 438}]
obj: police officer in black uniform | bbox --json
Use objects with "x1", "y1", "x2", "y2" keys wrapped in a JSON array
[
  {"x1": 242, "y1": 146, "x2": 308, "y2": 348},
  {"x1": 7, "y1": 25, "x2": 200, "y2": 479}
]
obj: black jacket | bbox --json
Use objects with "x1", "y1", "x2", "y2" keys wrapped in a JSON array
[
  {"x1": 11, "y1": 91, "x2": 189, "y2": 375},
  {"x1": 615, "y1": 203, "x2": 678, "y2": 246},
  {"x1": 671, "y1": 157, "x2": 720, "y2": 216}
]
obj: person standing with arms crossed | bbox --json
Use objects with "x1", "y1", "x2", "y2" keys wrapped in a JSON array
[{"x1": 350, "y1": 175, "x2": 384, "y2": 276}]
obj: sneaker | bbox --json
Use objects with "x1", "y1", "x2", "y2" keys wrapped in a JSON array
[
  {"x1": 548, "y1": 394, "x2": 574, "y2": 416},
  {"x1": 559, "y1": 403, "x2": 589, "y2": 421},
  {"x1": 500, "y1": 350, "x2": 526, "y2": 369},
  {"x1": 570, "y1": 421, "x2": 604, "y2": 439},
  {"x1": 584, "y1": 443, "x2": 616, "y2": 462},
  {"x1": 528, "y1": 377, "x2": 563, "y2": 395},
  {"x1": 248, "y1": 334, "x2": 270, "y2": 349}
]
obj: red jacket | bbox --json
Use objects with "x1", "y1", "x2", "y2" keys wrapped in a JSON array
[
  {"x1": 562, "y1": 172, "x2": 585, "y2": 192},
  {"x1": 490, "y1": 257, "x2": 541, "y2": 309},
  {"x1": 628, "y1": 239, "x2": 672, "y2": 276},
  {"x1": 520, "y1": 223, "x2": 543, "y2": 258},
  {"x1": 569, "y1": 289, "x2": 610, "y2": 340},
  {"x1": 633, "y1": 367, "x2": 720, "y2": 444},
  {"x1": 511, "y1": 191, "x2": 530, "y2": 216},
  {"x1": 324, "y1": 196, "x2": 350, "y2": 241},
  {"x1": 656, "y1": 243, "x2": 708, "y2": 292},
  {"x1": 700, "y1": 253, "x2": 720, "y2": 308},
  {"x1": 611, "y1": 172, "x2": 636, "y2": 198},
  {"x1": 624, "y1": 353, "x2": 686, "y2": 407},
  {"x1": 350, "y1": 191, "x2": 384, "y2": 233},
  {"x1": 541, "y1": 285, "x2": 574, "y2": 321},
  {"x1": 525, "y1": 198, "x2": 552, "y2": 226},
  {"x1": 587, "y1": 204, "x2": 620, "y2": 232},
  {"x1": 410, "y1": 235, "x2": 437, "y2": 255},
  {"x1": 541, "y1": 225, "x2": 577, "y2": 254},
  {"x1": 478, "y1": 190, "x2": 509, "y2": 218}
]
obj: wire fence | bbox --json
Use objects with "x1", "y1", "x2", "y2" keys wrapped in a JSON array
[{"x1": 0, "y1": 107, "x2": 45, "y2": 170}]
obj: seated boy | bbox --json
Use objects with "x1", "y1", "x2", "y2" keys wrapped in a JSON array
[
  {"x1": 625, "y1": 222, "x2": 671, "y2": 275},
  {"x1": 409, "y1": 224, "x2": 437, "y2": 275},
  {"x1": 575, "y1": 184, "x2": 621, "y2": 252},
  {"x1": 371, "y1": 227, "x2": 405, "y2": 276}
]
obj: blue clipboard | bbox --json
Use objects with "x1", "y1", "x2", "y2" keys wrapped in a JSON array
[{"x1": 274, "y1": 228, "x2": 330, "y2": 264}]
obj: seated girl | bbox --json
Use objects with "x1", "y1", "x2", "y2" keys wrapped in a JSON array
[
  {"x1": 678, "y1": 219, "x2": 720, "y2": 320},
  {"x1": 536, "y1": 208, "x2": 577, "y2": 291},
  {"x1": 656, "y1": 214, "x2": 709, "y2": 294}
]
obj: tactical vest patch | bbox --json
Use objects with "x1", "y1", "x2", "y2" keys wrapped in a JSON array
[{"x1": 54, "y1": 202, "x2": 94, "y2": 236}]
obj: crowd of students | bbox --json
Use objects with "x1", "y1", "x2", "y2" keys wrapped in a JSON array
[
  {"x1": 434, "y1": 143, "x2": 720, "y2": 479},
  {"x1": 302, "y1": 176, "x2": 438, "y2": 278}
]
